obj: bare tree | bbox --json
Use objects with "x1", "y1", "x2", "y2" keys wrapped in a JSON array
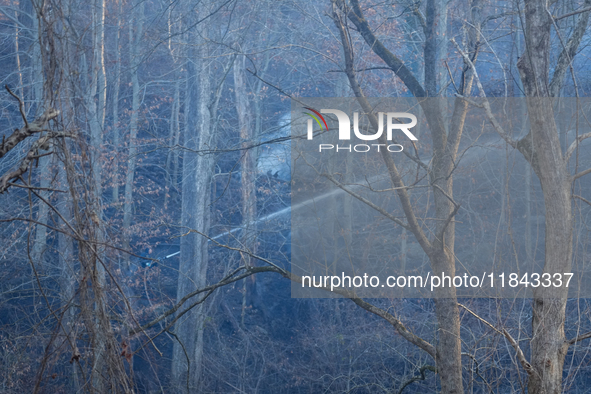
[
  {"x1": 324, "y1": 0, "x2": 487, "y2": 390},
  {"x1": 452, "y1": 0, "x2": 591, "y2": 390},
  {"x1": 172, "y1": 2, "x2": 227, "y2": 389}
]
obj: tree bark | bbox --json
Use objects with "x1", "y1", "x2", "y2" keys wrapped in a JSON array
[
  {"x1": 515, "y1": 0, "x2": 590, "y2": 391},
  {"x1": 233, "y1": 54, "x2": 258, "y2": 324},
  {"x1": 172, "y1": 25, "x2": 214, "y2": 392},
  {"x1": 122, "y1": 0, "x2": 144, "y2": 261},
  {"x1": 111, "y1": 0, "x2": 123, "y2": 204},
  {"x1": 29, "y1": 3, "x2": 49, "y2": 267}
]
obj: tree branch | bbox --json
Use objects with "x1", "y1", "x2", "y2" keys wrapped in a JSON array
[
  {"x1": 331, "y1": 0, "x2": 433, "y2": 254},
  {"x1": 397, "y1": 365, "x2": 437, "y2": 394},
  {"x1": 573, "y1": 167, "x2": 591, "y2": 181},
  {"x1": 327, "y1": 66, "x2": 394, "y2": 73},
  {"x1": 573, "y1": 194, "x2": 591, "y2": 207},
  {"x1": 5, "y1": 85, "x2": 28, "y2": 127},
  {"x1": 459, "y1": 303, "x2": 502, "y2": 334},
  {"x1": 321, "y1": 172, "x2": 412, "y2": 232},
  {"x1": 566, "y1": 132, "x2": 591, "y2": 162},
  {"x1": 343, "y1": 0, "x2": 426, "y2": 98},
  {"x1": 482, "y1": 10, "x2": 519, "y2": 25},
  {"x1": 451, "y1": 40, "x2": 519, "y2": 151},
  {"x1": 569, "y1": 330, "x2": 591, "y2": 345},
  {"x1": 0, "y1": 132, "x2": 72, "y2": 193},
  {"x1": 554, "y1": 5, "x2": 591, "y2": 20},
  {"x1": 459, "y1": 303, "x2": 534, "y2": 375},
  {"x1": 549, "y1": 0, "x2": 591, "y2": 96},
  {"x1": 348, "y1": 297, "x2": 436, "y2": 358},
  {"x1": 0, "y1": 107, "x2": 59, "y2": 159},
  {"x1": 130, "y1": 265, "x2": 282, "y2": 335},
  {"x1": 503, "y1": 329, "x2": 535, "y2": 376},
  {"x1": 137, "y1": 227, "x2": 438, "y2": 359}
]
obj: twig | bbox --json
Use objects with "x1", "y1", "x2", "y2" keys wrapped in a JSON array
[
  {"x1": 327, "y1": 66, "x2": 394, "y2": 73},
  {"x1": 554, "y1": 6, "x2": 591, "y2": 20},
  {"x1": 321, "y1": 172, "x2": 412, "y2": 232},
  {"x1": 445, "y1": 60, "x2": 459, "y2": 93},
  {"x1": 130, "y1": 266, "x2": 282, "y2": 335},
  {"x1": 450, "y1": 39, "x2": 518, "y2": 149},
  {"x1": 166, "y1": 330, "x2": 191, "y2": 393},
  {"x1": 458, "y1": 303, "x2": 534, "y2": 375},
  {"x1": 6, "y1": 182, "x2": 66, "y2": 192},
  {"x1": 574, "y1": 194, "x2": 591, "y2": 207},
  {"x1": 137, "y1": 232, "x2": 437, "y2": 359},
  {"x1": 482, "y1": 11, "x2": 519, "y2": 25},
  {"x1": 397, "y1": 365, "x2": 437, "y2": 394},
  {"x1": 5, "y1": 85, "x2": 28, "y2": 127},
  {"x1": 459, "y1": 303, "x2": 502, "y2": 334}
]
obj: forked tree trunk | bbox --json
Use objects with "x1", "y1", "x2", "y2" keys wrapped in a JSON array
[
  {"x1": 515, "y1": 0, "x2": 591, "y2": 390},
  {"x1": 334, "y1": 0, "x2": 482, "y2": 390}
]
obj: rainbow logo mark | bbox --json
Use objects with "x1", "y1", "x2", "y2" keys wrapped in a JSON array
[{"x1": 303, "y1": 107, "x2": 328, "y2": 131}]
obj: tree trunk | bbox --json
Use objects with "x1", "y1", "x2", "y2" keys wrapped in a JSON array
[
  {"x1": 84, "y1": 0, "x2": 108, "y2": 388},
  {"x1": 57, "y1": 163, "x2": 79, "y2": 391},
  {"x1": 29, "y1": 26, "x2": 49, "y2": 266},
  {"x1": 165, "y1": 79, "x2": 181, "y2": 198},
  {"x1": 233, "y1": 54, "x2": 258, "y2": 324},
  {"x1": 515, "y1": 0, "x2": 586, "y2": 390},
  {"x1": 111, "y1": 0, "x2": 122, "y2": 204},
  {"x1": 521, "y1": 100, "x2": 572, "y2": 394},
  {"x1": 172, "y1": 28, "x2": 214, "y2": 392},
  {"x1": 122, "y1": 0, "x2": 144, "y2": 261},
  {"x1": 517, "y1": 99, "x2": 572, "y2": 394},
  {"x1": 165, "y1": 7, "x2": 181, "y2": 199}
]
